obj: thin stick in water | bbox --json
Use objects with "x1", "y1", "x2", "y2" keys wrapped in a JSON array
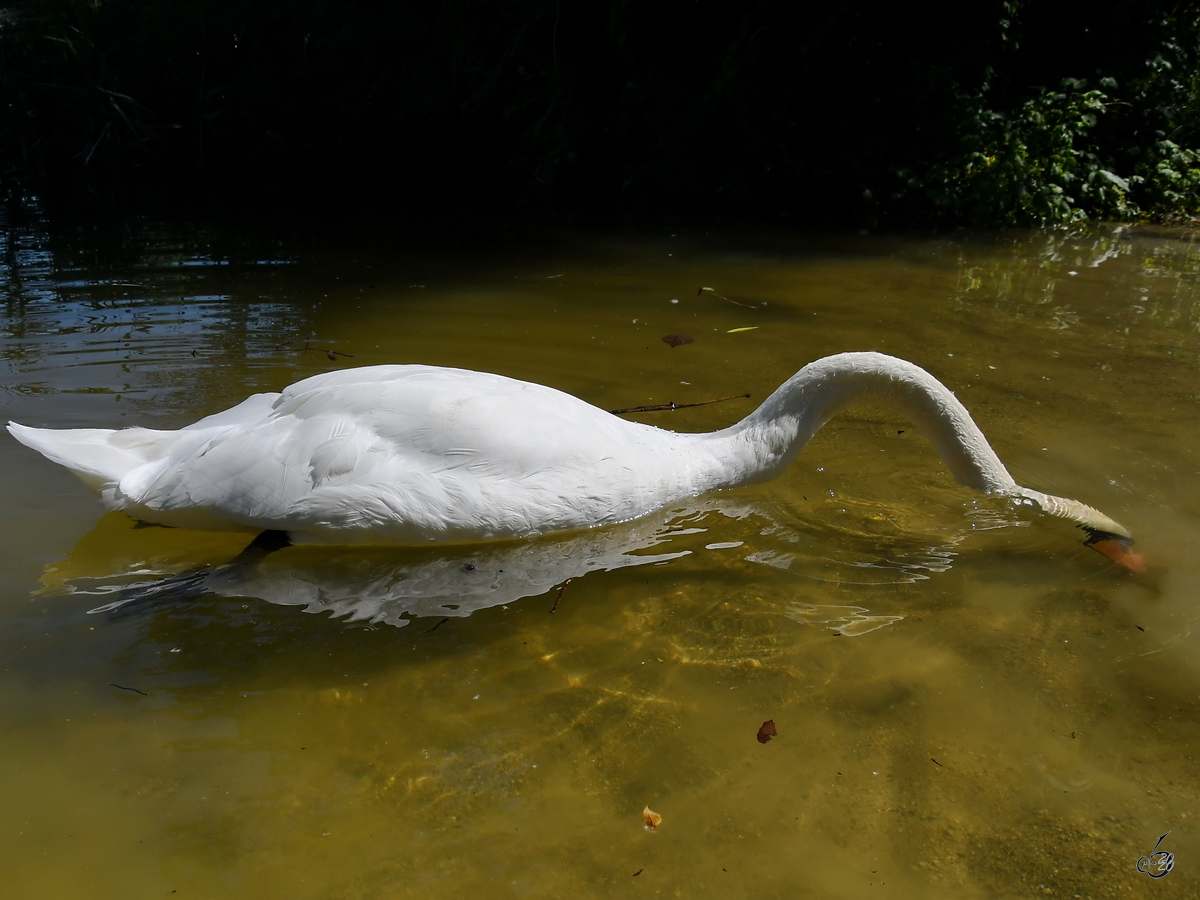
[
  {"x1": 549, "y1": 578, "x2": 574, "y2": 613},
  {"x1": 610, "y1": 393, "x2": 750, "y2": 415},
  {"x1": 698, "y1": 285, "x2": 758, "y2": 309}
]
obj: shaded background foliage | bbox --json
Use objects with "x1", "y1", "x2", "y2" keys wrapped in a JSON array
[{"x1": 2, "y1": 0, "x2": 1200, "y2": 226}]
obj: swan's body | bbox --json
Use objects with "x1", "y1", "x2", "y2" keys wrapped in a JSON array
[{"x1": 7, "y1": 352, "x2": 1140, "y2": 566}]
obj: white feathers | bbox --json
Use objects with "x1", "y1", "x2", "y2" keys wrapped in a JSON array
[{"x1": 6, "y1": 422, "x2": 183, "y2": 494}]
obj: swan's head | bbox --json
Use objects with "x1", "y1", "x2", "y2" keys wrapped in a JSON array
[
  {"x1": 1082, "y1": 527, "x2": 1145, "y2": 573},
  {"x1": 1010, "y1": 488, "x2": 1143, "y2": 572}
]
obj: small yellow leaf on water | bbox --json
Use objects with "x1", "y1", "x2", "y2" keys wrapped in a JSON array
[
  {"x1": 642, "y1": 806, "x2": 663, "y2": 829},
  {"x1": 727, "y1": 326, "x2": 759, "y2": 333}
]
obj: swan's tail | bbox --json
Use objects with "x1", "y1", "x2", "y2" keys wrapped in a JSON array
[
  {"x1": 6, "y1": 422, "x2": 181, "y2": 494},
  {"x1": 1013, "y1": 487, "x2": 1144, "y2": 572}
]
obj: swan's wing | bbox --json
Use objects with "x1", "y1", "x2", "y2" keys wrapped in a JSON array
[
  {"x1": 287, "y1": 371, "x2": 668, "y2": 539},
  {"x1": 117, "y1": 367, "x2": 686, "y2": 540}
]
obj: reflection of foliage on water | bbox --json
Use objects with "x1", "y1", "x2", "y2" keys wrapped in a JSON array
[
  {"x1": 947, "y1": 225, "x2": 1200, "y2": 345},
  {"x1": 950, "y1": 226, "x2": 1132, "y2": 321}
]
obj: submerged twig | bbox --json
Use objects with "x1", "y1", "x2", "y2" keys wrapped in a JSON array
[
  {"x1": 698, "y1": 285, "x2": 757, "y2": 310},
  {"x1": 610, "y1": 393, "x2": 750, "y2": 415},
  {"x1": 549, "y1": 578, "x2": 574, "y2": 613},
  {"x1": 277, "y1": 339, "x2": 355, "y2": 361},
  {"x1": 110, "y1": 683, "x2": 148, "y2": 696}
]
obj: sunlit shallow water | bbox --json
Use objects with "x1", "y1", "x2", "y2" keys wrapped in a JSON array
[{"x1": 2, "y1": 221, "x2": 1198, "y2": 898}]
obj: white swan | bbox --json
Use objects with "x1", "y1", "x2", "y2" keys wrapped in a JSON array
[{"x1": 6, "y1": 352, "x2": 1142, "y2": 569}]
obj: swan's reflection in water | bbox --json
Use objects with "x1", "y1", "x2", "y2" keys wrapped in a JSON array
[
  {"x1": 41, "y1": 494, "x2": 1043, "y2": 629},
  {"x1": 208, "y1": 510, "x2": 699, "y2": 626}
]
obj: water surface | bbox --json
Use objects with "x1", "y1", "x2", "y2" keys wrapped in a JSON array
[{"x1": 1, "y1": 221, "x2": 1197, "y2": 897}]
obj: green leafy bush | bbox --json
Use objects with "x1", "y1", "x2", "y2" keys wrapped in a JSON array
[
  {"x1": 898, "y1": 80, "x2": 1139, "y2": 227},
  {"x1": 1138, "y1": 140, "x2": 1200, "y2": 219},
  {"x1": 2, "y1": 1, "x2": 1200, "y2": 226}
]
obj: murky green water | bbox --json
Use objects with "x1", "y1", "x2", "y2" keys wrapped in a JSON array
[{"x1": 2, "y1": 221, "x2": 1198, "y2": 898}]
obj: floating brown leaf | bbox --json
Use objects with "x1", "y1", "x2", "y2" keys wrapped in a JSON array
[
  {"x1": 662, "y1": 333, "x2": 694, "y2": 348},
  {"x1": 642, "y1": 806, "x2": 663, "y2": 829},
  {"x1": 756, "y1": 719, "x2": 778, "y2": 743}
]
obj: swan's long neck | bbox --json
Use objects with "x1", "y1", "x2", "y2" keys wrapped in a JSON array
[
  {"x1": 706, "y1": 352, "x2": 1015, "y2": 491},
  {"x1": 698, "y1": 352, "x2": 1132, "y2": 541}
]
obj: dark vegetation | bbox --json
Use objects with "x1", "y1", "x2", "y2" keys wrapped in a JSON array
[{"x1": 3, "y1": 0, "x2": 1200, "y2": 227}]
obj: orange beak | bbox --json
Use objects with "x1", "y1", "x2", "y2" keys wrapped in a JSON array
[{"x1": 1084, "y1": 532, "x2": 1146, "y2": 573}]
